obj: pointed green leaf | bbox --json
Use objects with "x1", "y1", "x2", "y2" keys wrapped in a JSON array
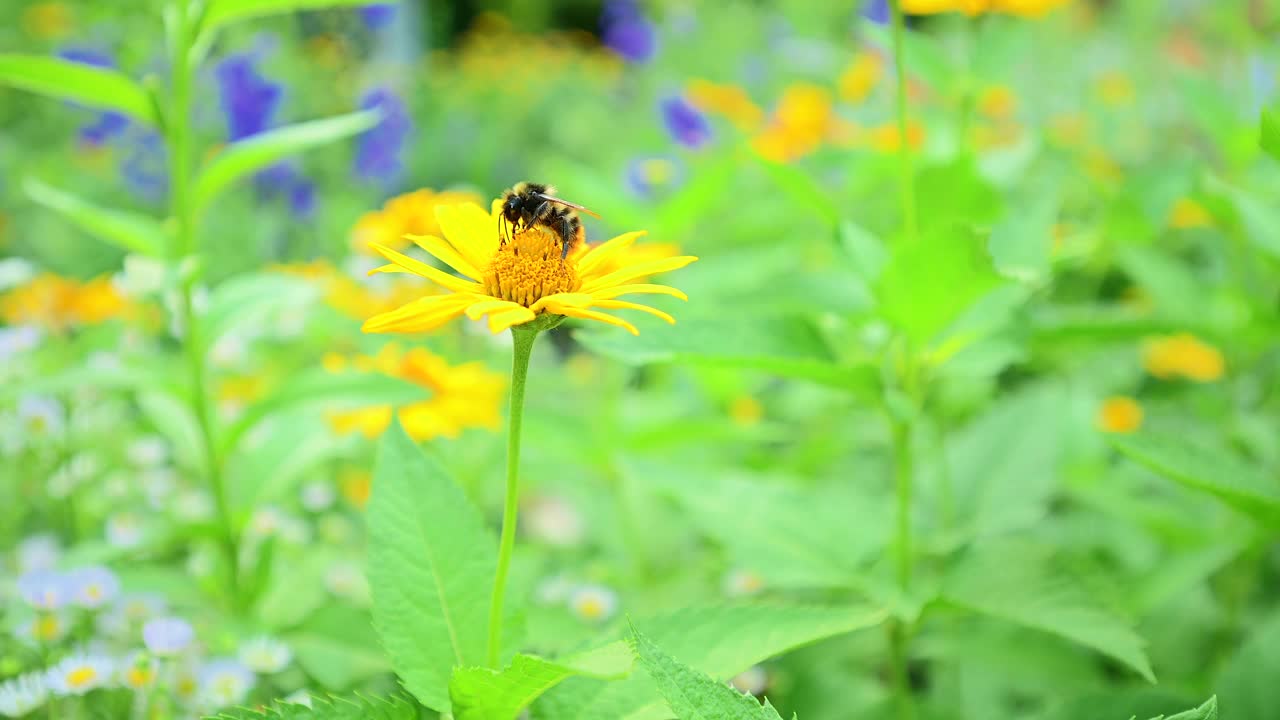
[
  {"x1": 202, "y1": 0, "x2": 380, "y2": 28},
  {"x1": 942, "y1": 545, "x2": 1154, "y2": 683},
  {"x1": 1111, "y1": 433, "x2": 1280, "y2": 526},
  {"x1": 1218, "y1": 609, "x2": 1280, "y2": 720},
  {"x1": 24, "y1": 178, "x2": 167, "y2": 257},
  {"x1": 536, "y1": 604, "x2": 884, "y2": 720},
  {"x1": 192, "y1": 110, "x2": 381, "y2": 214},
  {"x1": 203, "y1": 272, "x2": 320, "y2": 351},
  {"x1": 630, "y1": 626, "x2": 785, "y2": 720},
  {"x1": 286, "y1": 606, "x2": 391, "y2": 691},
  {"x1": 206, "y1": 693, "x2": 416, "y2": 719},
  {"x1": 1261, "y1": 105, "x2": 1280, "y2": 160},
  {"x1": 450, "y1": 643, "x2": 633, "y2": 720},
  {"x1": 368, "y1": 420, "x2": 496, "y2": 711},
  {"x1": 1158, "y1": 696, "x2": 1218, "y2": 720},
  {"x1": 0, "y1": 54, "x2": 158, "y2": 125}
]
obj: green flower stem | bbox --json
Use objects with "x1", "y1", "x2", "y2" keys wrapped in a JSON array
[
  {"x1": 168, "y1": 1, "x2": 238, "y2": 606},
  {"x1": 890, "y1": 0, "x2": 919, "y2": 243},
  {"x1": 486, "y1": 322, "x2": 540, "y2": 668},
  {"x1": 892, "y1": 419, "x2": 913, "y2": 589}
]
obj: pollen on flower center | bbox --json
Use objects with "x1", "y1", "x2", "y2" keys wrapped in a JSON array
[
  {"x1": 483, "y1": 225, "x2": 579, "y2": 307},
  {"x1": 66, "y1": 667, "x2": 97, "y2": 688}
]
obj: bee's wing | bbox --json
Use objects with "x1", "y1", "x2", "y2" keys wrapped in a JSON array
[{"x1": 535, "y1": 193, "x2": 602, "y2": 219}]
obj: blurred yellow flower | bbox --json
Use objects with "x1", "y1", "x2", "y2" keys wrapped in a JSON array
[
  {"x1": 22, "y1": 2, "x2": 73, "y2": 38},
  {"x1": 1047, "y1": 112, "x2": 1089, "y2": 148},
  {"x1": 1142, "y1": 333, "x2": 1224, "y2": 382},
  {"x1": 1168, "y1": 198, "x2": 1212, "y2": 229},
  {"x1": 362, "y1": 200, "x2": 696, "y2": 336},
  {"x1": 340, "y1": 469, "x2": 372, "y2": 508},
  {"x1": 1095, "y1": 71, "x2": 1135, "y2": 107},
  {"x1": 327, "y1": 343, "x2": 505, "y2": 441},
  {"x1": 839, "y1": 52, "x2": 883, "y2": 104},
  {"x1": 751, "y1": 84, "x2": 835, "y2": 162},
  {"x1": 687, "y1": 79, "x2": 764, "y2": 131},
  {"x1": 902, "y1": 0, "x2": 1070, "y2": 16},
  {"x1": 1096, "y1": 396, "x2": 1143, "y2": 434},
  {"x1": 729, "y1": 396, "x2": 764, "y2": 427},
  {"x1": 868, "y1": 121, "x2": 926, "y2": 152},
  {"x1": 1, "y1": 273, "x2": 132, "y2": 331},
  {"x1": 305, "y1": 33, "x2": 349, "y2": 70},
  {"x1": 351, "y1": 188, "x2": 483, "y2": 254},
  {"x1": 977, "y1": 85, "x2": 1018, "y2": 121}
]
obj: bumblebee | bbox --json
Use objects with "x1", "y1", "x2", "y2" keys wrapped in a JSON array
[{"x1": 500, "y1": 182, "x2": 600, "y2": 259}]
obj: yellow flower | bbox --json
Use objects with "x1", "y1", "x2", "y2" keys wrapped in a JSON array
[
  {"x1": 362, "y1": 200, "x2": 697, "y2": 336},
  {"x1": 0, "y1": 273, "x2": 132, "y2": 331},
  {"x1": 340, "y1": 469, "x2": 372, "y2": 508},
  {"x1": 750, "y1": 84, "x2": 835, "y2": 162},
  {"x1": 351, "y1": 188, "x2": 483, "y2": 254},
  {"x1": 328, "y1": 343, "x2": 505, "y2": 441},
  {"x1": 1096, "y1": 396, "x2": 1143, "y2": 434},
  {"x1": 1168, "y1": 197, "x2": 1212, "y2": 229},
  {"x1": 839, "y1": 52, "x2": 883, "y2": 104},
  {"x1": 1095, "y1": 71, "x2": 1135, "y2": 107},
  {"x1": 22, "y1": 2, "x2": 73, "y2": 38},
  {"x1": 729, "y1": 396, "x2": 764, "y2": 427},
  {"x1": 867, "y1": 121, "x2": 926, "y2": 152},
  {"x1": 902, "y1": 0, "x2": 1070, "y2": 16},
  {"x1": 1047, "y1": 112, "x2": 1089, "y2": 148},
  {"x1": 1142, "y1": 333, "x2": 1224, "y2": 382},
  {"x1": 686, "y1": 79, "x2": 764, "y2": 131},
  {"x1": 977, "y1": 85, "x2": 1017, "y2": 121}
]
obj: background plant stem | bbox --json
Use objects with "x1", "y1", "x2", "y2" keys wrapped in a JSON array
[
  {"x1": 890, "y1": 0, "x2": 918, "y2": 244},
  {"x1": 486, "y1": 324, "x2": 538, "y2": 668},
  {"x1": 168, "y1": 1, "x2": 238, "y2": 607}
]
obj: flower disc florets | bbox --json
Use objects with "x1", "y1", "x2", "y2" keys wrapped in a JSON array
[{"x1": 483, "y1": 226, "x2": 580, "y2": 307}]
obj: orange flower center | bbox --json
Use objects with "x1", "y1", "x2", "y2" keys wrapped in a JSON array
[{"x1": 483, "y1": 226, "x2": 579, "y2": 307}]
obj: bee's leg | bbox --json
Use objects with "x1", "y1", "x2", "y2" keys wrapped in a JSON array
[{"x1": 560, "y1": 216, "x2": 573, "y2": 259}]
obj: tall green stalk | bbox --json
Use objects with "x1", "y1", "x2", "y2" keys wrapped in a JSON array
[
  {"x1": 167, "y1": 1, "x2": 238, "y2": 605},
  {"x1": 486, "y1": 323, "x2": 539, "y2": 668},
  {"x1": 890, "y1": 0, "x2": 919, "y2": 244}
]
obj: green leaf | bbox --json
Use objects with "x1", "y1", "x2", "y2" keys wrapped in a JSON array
[
  {"x1": 877, "y1": 225, "x2": 1003, "y2": 347},
  {"x1": 1205, "y1": 175, "x2": 1280, "y2": 260},
  {"x1": 192, "y1": 110, "x2": 381, "y2": 214},
  {"x1": 941, "y1": 544, "x2": 1155, "y2": 683},
  {"x1": 0, "y1": 54, "x2": 158, "y2": 125},
  {"x1": 1217, "y1": 609, "x2": 1280, "y2": 720},
  {"x1": 205, "y1": 693, "x2": 416, "y2": 719},
  {"x1": 368, "y1": 420, "x2": 496, "y2": 711},
  {"x1": 286, "y1": 606, "x2": 391, "y2": 691},
  {"x1": 450, "y1": 643, "x2": 633, "y2": 720},
  {"x1": 1156, "y1": 697, "x2": 1218, "y2": 720},
  {"x1": 202, "y1": 272, "x2": 320, "y2": 353},
  {"x1": 575, "y1": 312, "x2": 872, "y2": 392},
  {"x1": 137, "y1": 391, "x2": 204, "y2": 473},
  {"x1": 201, "y1": 0, "x2": 379, "y2": 29},
  {"x1": 1110, "y1": 434, "x2": 1280, "y2": 526},
  {"x1": 988, "y1": 193, "x2": 1056, "y2": 284},
  {"x1": 630, "y1": 626, "x2": 784, "y2": 720},
  {"x1": 536, "y1": 604, "x2": 884, "y2": 720},
  {"x1": 755, "y1": 156, "x2": 840, "y2": 227},
  {"x1": 1263, "y1": 106, "x2": 1280, "y2": 160},
  {"x1": 24, "y1": 178, "x2": 167, "y2": 257}
]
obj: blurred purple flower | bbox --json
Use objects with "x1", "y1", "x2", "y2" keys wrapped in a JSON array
[
  {"x1": 863, "y1": 0, "x2": 890, "y2": 25},
  {"x1": 121, "y1": 132, "x2": 168, "y2": 203},
  {"x1": 57, "y1": 47, "x2": 129, "y2": 146},
  {"x1": 355, "y1": 88, "x2": 411, "y2": 184},
  {"x1": 143, "y1": 616, "x2": 194, "y2": 656},
  {"x1": 215, "y1": 53, "x2": 283, "y2": 141},
  {"x1": 660, "y1": 96, "x2": 711, "y2": 149},
  {"x1": 626, "y1": 155, "x2": 683, "y2": 198},
  {"x1": 601, "y1": 0, "x2": 656, "y2": 64},
  {"x1": 360, "y1": 3, "x2": 397, "y2": 30}
]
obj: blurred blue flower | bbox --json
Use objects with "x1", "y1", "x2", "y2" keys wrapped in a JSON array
[
  {"x1": 660, "y1": 96, "x2": 712, "y2": 149},
  {"x1": 120, "y1": 132, "x2": 168, "y2": 203},
  {"x1": 626, "y1": 155, "x2": 683, "y2": 198},
  {"x1": 57, "y1": 47, "x2": 129, "y2": 146},
  {"x1": 17, "y1": 570, "x2": 70, "y2": 611},
  {"x1": 69, "y1": 565, "x2": 119, "y2": 609},
  {"x1": 143, "y1": 616, "x2": 194, "y2": 656},
  {"x1": 355, "y1": 88, "x2": 411, "y2": 184},
  {"x1": 863, "y1": 0, "x2": 890, "y2": 25},
  {"x1": 601, "y1": 0, "x2": 657, "y2": 64},
  {"x1": 215, "y1": 53, "x2": 284, "y2": 141},
  {"x1": 360, "y1": 3, "x2": 397, "y2": 30}
]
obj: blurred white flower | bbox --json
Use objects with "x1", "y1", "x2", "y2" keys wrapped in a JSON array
[
  {"x1": 106, "y1": 513, "x2": 145, "y2": 549},
  {"x1": 534, "y1": 574, "x2": 574, "y2": 606},
  {"x1": 112, "y1": 255, "x2": 167, "y2": 297},
  {"x1": 17, "y1": 570, "x2": 71, "y2": 610},
  {"x1": 723, "y1": 569, "x2": 765, "y2": 597},
  {"x1": 0, "y1": 258, "x2": 34, "y2": 291},
  {"x1": 127, "y1": 436, "x2": 169, "y2": 468},
  {"x1": 144, "y1": 616, "x2": 195, "y2": 657},
  {"x1": 16, "y1": 534, "x2": 60, "y2": 573},
  {"x1": 0, "y1": 671, "x2": 48, "y2": 717},
  {"x1": 524, "y1": 495, "x2": 585, "y2": 548},
  {"x1": 174, "y1": 489, "x2": 214, "y2": 521},
  {"x1": 17, "y1": 395, "x2": 63, "y2": 439},
  {"x1": 198, "y1": 658, "x2": 255, "y2": 708},
  {"x1": 15, "y1": 611, "x2": 69, "y2": 644},
  {"x1": 300, "y1": 481, "x2": 336, "y2": 512},
  {"x1": 120, "y1": 651, "x2": 157, "y2": 690},
  {"x1": 0, "y1": 325, "x2": 41, "y2": 363},
  {"x1": 142, "y1": 468, "x2": 179, "y2": 508},
  {"x1": 324, "y1": 562, "x2": 369, "y2": 602},
  {"x1": 46, "y1": 653, "x2": 115, "y2": 696},
  {"x1": 238, "y1": 636, "x2": 292, "y2": 674},
  {"x1": 730, "y1": 665, "x2": 769, "y2": 696},
  {"x1": 247, "y1": 506, "x2": 284, "y2": 539},
  {"x1": 71, "y1": 566, "x2": 120, "y2": 609},
  {"x1": 568, "y1": 585, "x2": 618, "y2": 623},
  {"x1": 209, "y1": 332, "x2": 250, "y2": 369},
  {"x1": 98, "y1": 593, "x2": 166, "y2": 637}
]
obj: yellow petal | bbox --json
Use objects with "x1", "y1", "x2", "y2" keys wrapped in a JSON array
[
  {"x1": 559, "y1": 307, "x2": 639, "y2": 335},
  {"x1": 593, "y1": 299, "x2": 675, "y2": 324},
  {"x1": 485, "y1": 306, "x2": 537, "y2": 333},
  {"x1": 361, "y1": 293, "x2": 477, "y2": 334},
  {"x1": 367, "y1": 242, "x2": 483, "y2": 294},
  {"x1": 530, "y1": 292, "x2": 595, "y2": 313},
  {"x1": 369, "y1": 263, "x2": 413, "y2": 275},
  {"x1": 574, "y1": 231, "x2": 647, "y2": 277},
  {"x1": 407, "y1": 234, "x2": 482, "y2": 280},
  {"x1": 589, "y1": 283, "x2": 688, "y2": 301},
  {"x1": 435, "y1": 203, "x2": 498, "y2": 268},
  {"x1": 464, "y1": 298, "x2": 525, "y2": 319},
  {"x1": 580, "y1": 256, "x2": 699, "y2": 293}
]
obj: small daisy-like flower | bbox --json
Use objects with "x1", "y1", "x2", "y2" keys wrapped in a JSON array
[
  {"x1": 17, "y1": 611, "x2": 69, "y2": 644},
  {"x1": 723, "y1": 568, "x2": 765, "y2": 597},
  {"x1": 0, "y1": 671, "x2": 48, "y2": 717},
  {"x1": 17, "y1": 395, "x2": 64, "y2": 439},
  {"x1": 238, "y1": 636, "x2": 293, "y2": 674},
  {"x1": 106, "y1": 513, "x2": 145, "y2": 549},
  {"x1": 361, "y1": 200, "x2": 696, "y2": 336},
  {"x1": 198, "y1": 659, "x2": 255, "y2": 707},
  {"x1": 17, "y1": 570, "x2": 71, "y2": 610},
  {"x1": 70, "y1": 566, "x2": 120, "y2": 609},
  {"x1": 324, "y1": 562, "x2": 369, "y2": 602},
  {"x1": 524, "y1": 495, "x2": 585, "y2": 548},
  {"x1": 569, "y1": 584, "x2": 618, "y2": 623},
  {"x1": 16, "y1": 534, "x2": 60, "y2": 573},
  {"x1": 300, "y1": 481, "x2": 336, "y2": 512},
  {"x1": 120, "y1": 651, "x2": 156, "y2": 690},
  {"x1": 1096, "y1": 396, "x2": 1143, "y2": 434},
  {"x1": 143, "y1": 617, "x2": 194, "y2": 657},
  {"x1": 46, "y1": 653, "x2": 115, "y2": 696}
]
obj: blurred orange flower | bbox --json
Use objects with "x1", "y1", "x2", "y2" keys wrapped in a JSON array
[
  {"x1": 1168, "y1": 198, "x2": 1212, "y2": 229},
  {"x1": 351, "y1": 188, "x2": 483, "y2": 254},
  {"x1": 839, "y1": 52, "x2": 884, "y2": 104},
  {"x1": 1096, "y1": 396, "x2": 1143, "y2": 434},
  {"x1": 22, "y1": 2, "x2": 73, "y2": 38},
  {"x1": 326, "y1": 343, "x2": 505, "y2": 441},
  {"x1": 687, "y1": 79, "x2": 764, "y2": 131},
  {"x1": 1, "y1": 273, "x2": 133, "y2": 331},
  {"x1": 1142, "y1": 333, "x2": 1224, "y2": 382},
  {"x1": 977, "y1": 85, "x2": 1018, "y2": 121},
  {"x1": 751, "y1": 84, "x2": 835, "y2": 162},
  {"x1": 902, "y1": 0, "x2": 1070, "y2": 16}
]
